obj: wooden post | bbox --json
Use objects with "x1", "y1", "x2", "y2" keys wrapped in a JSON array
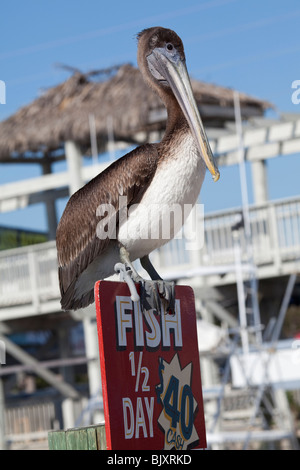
[
  {"x1": 48, "y1": 424, "x2": 106, "y2": 450},
  {"x1": 65, "y1": 140, "x2": 83, "y2": 196},
  {"x1": 42, "y1": 158, "x2": 58, "y2": 240},
  {"x1": 251, "y1": 159, "x2": 268, "y2": 204}
]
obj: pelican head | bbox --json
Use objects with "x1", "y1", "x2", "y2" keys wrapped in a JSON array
[{"x1": 137, "y1": 26, "x2": 219, "y2": 182}]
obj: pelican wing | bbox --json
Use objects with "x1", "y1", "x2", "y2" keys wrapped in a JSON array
[{"x1": 56, "y1": 143, "x2": 158, "y2": 308}]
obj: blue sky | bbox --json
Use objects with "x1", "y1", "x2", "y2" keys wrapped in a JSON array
[{"x1": 0, "y1": 0, "x2": 300, "y2": 232}]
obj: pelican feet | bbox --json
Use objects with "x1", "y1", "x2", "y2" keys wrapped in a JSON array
[
  {"x1": 139, "y1": 279, "x2": 175, "y2": 315},
  {"x1": 117, "y1": 248, "x2": 175, "y2": 314}
]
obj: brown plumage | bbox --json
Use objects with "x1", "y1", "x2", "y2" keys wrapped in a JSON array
[
  {"x1": 56, "y1": 143, "x2": 159, "y2": 309},
  {"x1": 56, "y1": 26, "x2": 219, "y2": 311}
]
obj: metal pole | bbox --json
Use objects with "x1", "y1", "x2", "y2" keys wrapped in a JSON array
[
  {"x1": 233, "y1": 92, "x2": 262, "y2": 344},
  {"x1": 0, "y1": 376, "x2": 6, "y2": 450},
  {"x1": 233, "y1": 231, "x2": 249, "y2": 354},
  {"x1": 233, "y1": 91, "x2": 251, "y2": 240}
]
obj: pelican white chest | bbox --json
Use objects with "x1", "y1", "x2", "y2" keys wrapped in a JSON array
[{"x1": 118, "y1": 133, "x2": 206, "y2": 259}]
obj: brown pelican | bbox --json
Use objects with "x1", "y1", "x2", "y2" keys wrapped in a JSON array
[{"x1": 56, "y1": 26, "x2": 219, "y2": 312}]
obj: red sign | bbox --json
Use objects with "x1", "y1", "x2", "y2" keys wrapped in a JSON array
[{"x1": 95, "y1": 280, "x2": 207, "y2": 450}]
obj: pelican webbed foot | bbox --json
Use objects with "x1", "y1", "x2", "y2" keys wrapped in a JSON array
[
  {"x1": 117, "y1": 248, "x2": 175, "y2": 314},
  {"x1": 140, "y1": 254, "x2": 175, "y2": 315},
  {"x1": 139, "y1": 278, "x2": 175, "y2": 315}
]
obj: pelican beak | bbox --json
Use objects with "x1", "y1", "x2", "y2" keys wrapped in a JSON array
[{"x1": 147, "y1": 48, "x2": 220, "y2": 182}]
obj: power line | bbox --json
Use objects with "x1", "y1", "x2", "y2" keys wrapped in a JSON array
[
  {"x1": 0, "y1": 0, "x2": 238, "y2": 61},
  {"x1": 193, "y1": 42, "x2": 300, "y2": 75},
  {"x1": 5, "y1": 5, "x2": 300, "y2": 89},
  {"x1": 185, "y1": 8, "x2": 300, "y2": 45}
]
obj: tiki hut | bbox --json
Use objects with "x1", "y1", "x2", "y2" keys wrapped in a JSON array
[{"x1": 0, "y1": 64, "x2": 271, "y2": 161}]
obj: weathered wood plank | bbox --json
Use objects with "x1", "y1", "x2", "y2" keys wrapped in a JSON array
[
  {"x1": 66, "y1": 428, "x2": 89, "y2": 450},
  {"x1": 48, "y1": 430, "x2": 67, "y2": 450},
  {"x1": 65, "y1": 429, "x2": 77, "y2": 450},
  {"x1": 48, "y1": 424, "x2": 106, "y2": 450},
  {"x1": 87, "y1": 426, "x2": 98, "y2": 450},
  {"x1": 96, "y1": 425, "x2": 107, "y2": 450}
]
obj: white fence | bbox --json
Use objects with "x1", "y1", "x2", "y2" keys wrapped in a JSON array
[
  {"x1": 155, "y1": 196, "x2": 300, "y2": 271},
  {"x1": 5, "y1": 401, "x2": 56, "y2": 442},
  {"x1": 4, "y1": 396, "x2": 93, "y2": 447},
  {"x1": 0, "y1": 196, "x2": 300, "y2": 311},
  {"x1": 0, "y1": 241, "x2": 58, "y2": 308},
  {"x1": 204, "y1": 197, "x2": 300, "y2": 266}
]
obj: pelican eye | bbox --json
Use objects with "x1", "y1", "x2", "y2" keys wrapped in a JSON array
[{"x1": 166, "y1": 43, "x2": 173, "y2": 51}]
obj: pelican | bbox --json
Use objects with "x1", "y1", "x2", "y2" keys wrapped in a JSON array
[{"x1": 56, "y1": 26, "x2": 219, "y2": 312}]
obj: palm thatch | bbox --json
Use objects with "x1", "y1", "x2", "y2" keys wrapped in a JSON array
[{"x1": 0, "y1": 64, "x2": 271, "y2": 160}]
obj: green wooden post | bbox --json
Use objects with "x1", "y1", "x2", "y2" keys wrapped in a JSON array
[
  {"x1": 48, "y1": 430, "x2": 67, "y2": 450},
  {"x1": 87, "y1": 427, "x2": 98, "y2": 450},
  {"x1": 48, "y1": 424, "x2": 106, "y2": 450}
]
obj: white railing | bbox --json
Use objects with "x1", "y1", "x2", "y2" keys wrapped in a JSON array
[
  {"x1": 4, "y1": 396, "x2": 94, "y2": 446},
  {"x1": 0, "y1": 241, "x2": 59, "y2": 308},
  {"x1": 0, "y1": 196, "x2": 300, "y2": 311},
  {"x1": 5, "y1": 400, "x2": 56, "y2": 441},
  {"x1": 155, "y1": 196, "x2": 300, "y2": 271}
]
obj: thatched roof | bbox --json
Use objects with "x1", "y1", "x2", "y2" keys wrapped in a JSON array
[{"x1": 0, "y1": 64, "x2": 271, "y2": 160}]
